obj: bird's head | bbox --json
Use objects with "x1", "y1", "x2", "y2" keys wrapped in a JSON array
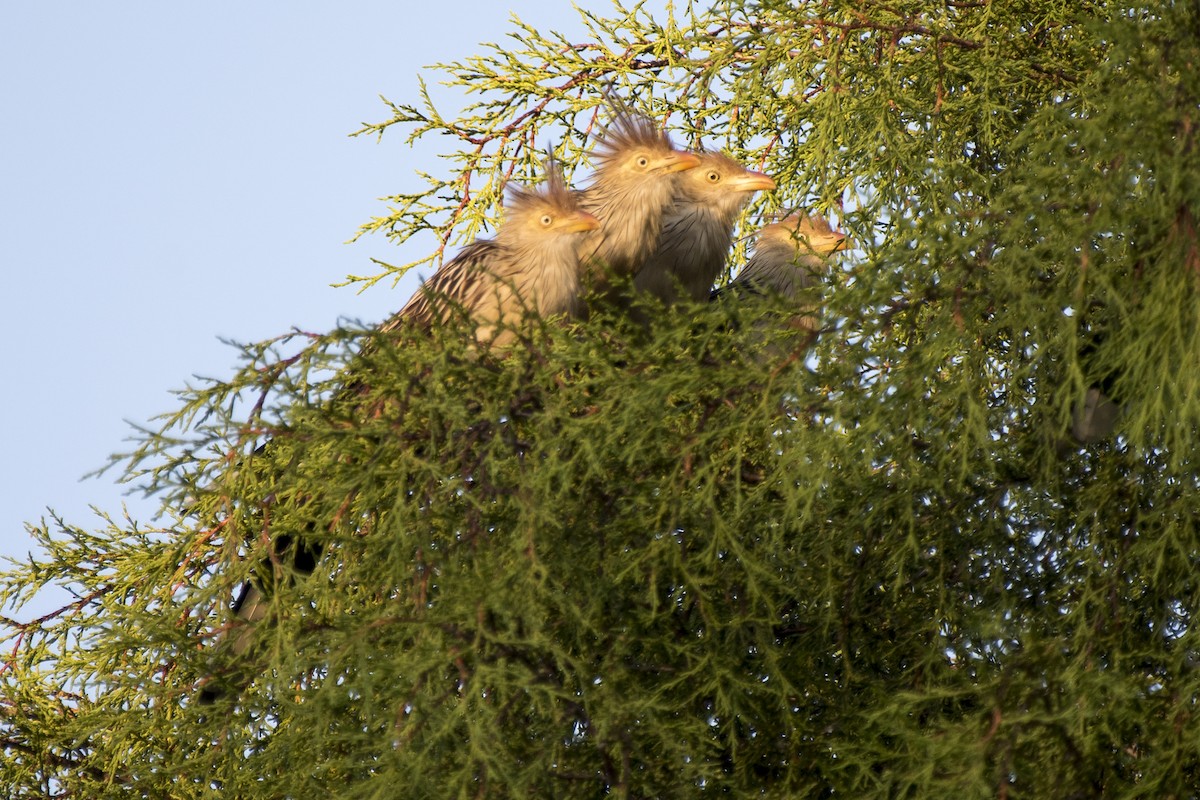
[
  {"x1": 761, "y1": 212, "x2": 849, "y2": 260},
  {"x1": 674, "y1": 151, "x2": 776, "y2": 213},
  {"x1": 590, "y1": 111, "x2": 701, "y2": 183},
  {"x1": 504, "y1": 160, "x2": 600, "y2": 238}
]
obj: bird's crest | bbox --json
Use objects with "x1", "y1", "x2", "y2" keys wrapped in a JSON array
[
  {"x1": 504, "y1": 156, "x2": 578, "y2": 220},
  {"x1": 591, "y1": 109, "x2": 677, "y2": 167}
]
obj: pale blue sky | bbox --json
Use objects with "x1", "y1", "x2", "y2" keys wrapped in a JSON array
[{"x1": 0, "y1": 3, "x2": 611, "y2": 619}]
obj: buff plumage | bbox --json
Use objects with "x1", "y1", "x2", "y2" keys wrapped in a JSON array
[
  {"x1": 574, "y1": 112, "x2": 701, "y2": 288},
  {"x1": 634, "y1": 151, "x2": 775, "y2": 305},
  {"x1": 386, "y1": 161, "x2": 598, "y2": 345}
]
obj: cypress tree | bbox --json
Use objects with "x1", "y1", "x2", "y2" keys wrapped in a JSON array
[{"x1": 4, "y1": 2, "x2": 1200, "y2": 796}]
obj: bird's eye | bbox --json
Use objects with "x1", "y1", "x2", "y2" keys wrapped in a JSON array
[
  {"x1": 706, "y1": 171, "x2": 721, "y2": 183},
  {"x1": 540, "y1": 214, "x2": 554, "y2": 227},
  {"x1": 635, "y1": 155, "x2": 650, "y2": 168}
]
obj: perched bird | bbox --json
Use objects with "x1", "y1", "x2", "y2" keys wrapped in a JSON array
[
  {"x1": 574, "y1": 111, "x2": 701, "y2": 293},
  {"x1": 1070, "y1": 385, "x2": 1120, "y2": 444},
  {"x1": 196, "y1": 542, "x2": 317, "y2": 705},
  {"x1": 720, "y1": 212, "x2": 848, "y2": 295},
  {"x1": 198, "y1": 162, "x2": 597, "y2": 704},
  {"x1": 715, "y1": 211, "x2": 849, "y2": 335},
  {"x1": 384, "y1": 159, "x2": 600, "y2": 346},
  {"x1": 1067, "y1": 325, "x2": 1121, "y2": 445},
  {"x1": 634, "y1": 151, "x2": 776, "y2": 305}
]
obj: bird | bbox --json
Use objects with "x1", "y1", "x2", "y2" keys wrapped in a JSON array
[
  {"x1": 1070, "y1": 385, "x2": 1120, "y2": 444},
  {"x1": 714, "y1": 211, "x2": 849, "y2": 340},
  {"x1": 633, "y1": 151, "x2": 776, "y2": 305},
  {"x1": 197, "y1": 160, "x2": 598, "y2": 704},
  {"x1": 383, "y1": 159, "x2": 600, "y2": 346},
  {"x1": 1066, "y1": 324, "x2": 1121, "y2": 445},
  {"x1": 573, "y1": 111, "x2": 701, "y2": 296}
]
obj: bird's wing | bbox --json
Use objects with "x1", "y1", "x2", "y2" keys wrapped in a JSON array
[
  {"x1": 382, "y1": 240, "x2": 501, "y2": 333},
  {"x1": 710, "y1": 276, "x2": 767, "y2": 301}
]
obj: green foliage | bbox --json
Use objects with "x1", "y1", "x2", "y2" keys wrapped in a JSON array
[{"x1": 4, "y1": 1, "x2": 1200, "y2": 797}]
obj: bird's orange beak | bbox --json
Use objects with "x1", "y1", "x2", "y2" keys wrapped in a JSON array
[
  {"x1": 655, "y1": 150, "x2": 702, "y2": 173},
  {"x1": 559, "y1": 210, "x2": 601, "y2": 233},
  {"x1": 729, "y1": 170, "x2": 776, "y2": 193}
]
